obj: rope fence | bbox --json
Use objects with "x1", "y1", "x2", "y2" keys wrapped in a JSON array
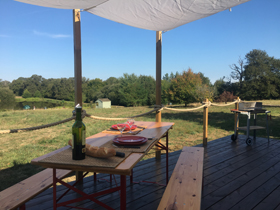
[
  {"x1": 85, "y1": 107, "x2": 160, "y2": 121},
  {"x1": 0, "y1": 98, "x2": 241, "y2": 135},
  {"x1": 0, "y1": 116, "x2": 76, "y2": 134},
  {"x1": 163, "y1": 104, "x2": 207, "y2": 112}
]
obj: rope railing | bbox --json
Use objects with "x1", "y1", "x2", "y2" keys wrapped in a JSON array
[
  {"x1": 210, "y1": 98, "x2": 241, "y2": 107},
  {"x1": 0, "y1": 107, "x2": 161, "y2": 134},
  {"x1": 0, "y1": 98, "x2": 241, "y2": 134},
  {"x1": 155, "y1": 98, "x2": 241, "y2": 112},
  {"x1": 163, "y1": 104, "x2": 207, "y2": 112},
  {"x1": 0, "y1": 116, "x2": 75, "y2": 134},
  {"x1": 85, "y1": 107, "x2": 161, "y2": 121}
]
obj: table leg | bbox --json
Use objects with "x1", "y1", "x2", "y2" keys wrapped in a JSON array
[
  {"x1": 266, "y1": 112, "x2": 270, "y2": 141},
  {"x1": 234, "y1": 113, "x2": 239, "y2": 137},
  {"x1": 155, "y1": 133, "x2": 169, "y2": 185},
  {"x1": 53, "y1": 169, "x2": 57, "y2": 210},
  {"x1": 76, "y1": 171, "x2": 84, "y2": 184},
  {"x1": 130, "y1": 169, "x2": 133, "y2": 184},
  {"x1": 19, "y1": 204, "x2": 26, "y2": 210},
  {"x1": 246, "y1": 113, "x2": 250, "y2": 139},
  {"x1": 94, "y1": 172, "x2": 97, "y2": 183},
  {"x1": 254, "y1": 113, "x2": 257, "y2": 140},
  {"x1": 120, "y1": 175, "x2": 126, "y2": 210}
]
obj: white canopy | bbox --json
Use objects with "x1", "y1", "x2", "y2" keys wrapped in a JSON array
[{"x1": 16, "y1": 0, "x2": 250, "y2": 31}]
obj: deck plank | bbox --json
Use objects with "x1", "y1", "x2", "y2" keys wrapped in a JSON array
[{"x1": 24, "y1": 135, "x2": 280, "y2": 210}]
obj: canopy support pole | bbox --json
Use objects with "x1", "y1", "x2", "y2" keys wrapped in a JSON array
[
  {"x1": 73, "y1": 9, "x2": 83, "y2": 182},
  {"x1": 73, "y1": 9, "x2": 83, "y2": 107},
  {"x1": 155, "y1": 31, "x2": 162, "y2": 159}
]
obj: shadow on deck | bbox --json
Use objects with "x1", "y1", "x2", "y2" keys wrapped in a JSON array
[{"x1": 26, "y1": 135, "x2": 280, "y2": 210}]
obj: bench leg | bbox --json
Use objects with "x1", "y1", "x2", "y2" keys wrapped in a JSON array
[
  {"x1": 166, "y1": 132, "x2": 169, "y2": 185},
  {"x1": 120, "y1": 175, "x2": 126, "y2": 210},
  {"x1": 53, "y1": 169, "x2": 57, "y2": 210}
]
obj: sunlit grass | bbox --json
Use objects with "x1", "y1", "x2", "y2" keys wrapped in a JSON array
[{"x1": 0, "y1": 100, "x2": 280, "y2": 191}]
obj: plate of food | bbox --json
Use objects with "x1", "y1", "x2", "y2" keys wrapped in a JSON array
[
  {"x1": 111, "y1": 124, "x2": 137, "y2": 131},
  {"x1": 113, "y1": 136, "x2": 148, "y2": 146}
]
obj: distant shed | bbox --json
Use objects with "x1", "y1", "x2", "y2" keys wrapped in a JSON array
[{"x1": 95, "y1": 98, "x2": 111, "y2": 108}]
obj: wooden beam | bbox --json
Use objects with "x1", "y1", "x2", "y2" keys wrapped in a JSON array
[
  {"x1": 155, "y1": 31, "x2": 162, "y2": 122},
  {"x1": 73, "y1": 9, "x2": 83, "y2": 182},
  {"x1": 73, "y1": 9, "x2": 83, "y2": 107},
  {"x1": 203, "y1": 98, "x2": 209, "y2": 147},
  {"x1": 155, "y1": 31, "x2": 162, "y2": 159}
]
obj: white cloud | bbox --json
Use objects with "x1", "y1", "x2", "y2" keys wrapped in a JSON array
[{"x1": 33, "y1": 30, "x2": 71, "y2": 38}]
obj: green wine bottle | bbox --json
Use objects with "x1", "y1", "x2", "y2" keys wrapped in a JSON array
[{"x1": 72, "y1": 104, "x2": 86, "y2": 160}]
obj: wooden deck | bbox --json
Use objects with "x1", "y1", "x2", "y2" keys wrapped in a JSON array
[{"x1": 25, "y1": 135, "x2": 280, "y2": 210}]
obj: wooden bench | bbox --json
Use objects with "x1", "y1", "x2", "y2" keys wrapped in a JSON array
[
  {"x1": 0, "y1": 168, "x2": 72, "y2": 210},
  {"x1": 157, "y1": 146, "x2": 204, "y2": 210}
]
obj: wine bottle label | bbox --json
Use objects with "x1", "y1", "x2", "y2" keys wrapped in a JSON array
[
  {"x1": 82, "y1": 130, "x2": 85, "y2": 145},
  {"x1": 72, "y1": 135, "x2": 74, "y2": 149},
  {"x1": 82, "y1": 148, "x2": 86, "y2": 153}
]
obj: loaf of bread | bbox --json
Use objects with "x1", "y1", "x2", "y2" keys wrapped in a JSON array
[
  {"x1": 68, "y1": 139, "x2": 116, "y2": 158},
  {"x1": 87, "y1": 146, "x2": 116, "y2": 158}
]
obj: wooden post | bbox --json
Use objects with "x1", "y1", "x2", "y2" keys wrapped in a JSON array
[
  {"x1": 203, "y1": 99, "x2": 209, "y2": 147},
  {"x1": 234, "y1": 97, "x2": 239, "y2": 137},
  {"x1": 73, "y1": 9, "x2": 83, "y2": 182},
  {"x1": 155, "y1": 31, "x2": 162, "y2": 160},
  {"x1": 73, "y1": 9, "x2": 83, "y2": 107}
]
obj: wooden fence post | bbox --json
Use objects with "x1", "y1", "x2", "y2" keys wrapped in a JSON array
[
  {"x1": 203, "y1": 99, "x2": 209, "y2": 147},
  {"x1": 234, "y1": 97, "x2": 240, "y2": 138}
]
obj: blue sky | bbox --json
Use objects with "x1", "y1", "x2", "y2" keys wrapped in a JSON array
[{"x1": 1, "y1": 0, "x2": 279, "y2": 84}]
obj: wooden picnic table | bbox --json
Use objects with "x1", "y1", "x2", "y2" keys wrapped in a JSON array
[{"x1": 31, "y1": 121, "x2": 174, "y2": 210}]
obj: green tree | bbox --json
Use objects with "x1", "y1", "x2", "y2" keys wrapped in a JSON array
[
  {"x1": 240, "y1": 49, "x2": 280, "y2": 100},
  {"x1": 0, "y1": 87, "x2": 15, "y2": 109},
  {"x1": 0, "y1": 80, "x2": 10, "y2": 88},
  {"x1": 9, "y1": 77, "x2": 25, "y2": 96},
  {"x1": 101, "y1": 77, "x2": 121, "y2": 105},
  {"x1": 167, "y1": 69, "x2": 204, "y2": 106},
  {"x1": 162, "y1": 73, "x2": 170, "y2": 81},
  {"x1": 199, "y1": 72, "x2": 212, "y2": 86},
  {"x1": 86, "y1": 78, "x2": 105, "y2": 102},
  {"x1": 138, "y1": 75, "x2": 156, "y2": 106},
  {"x1": 161, "y1": 79, "x2": 171, "y2": 105},
  {"x1": 118, "y1": 74, "x2": 142, "y2": 106},
  {"x1": 25, "y1": 75, "x2": 43, "y2": 96},
  {"x1": 116, "y1": 74, "x2": 156, "y2": 107},
  {"x1": 34, "y1": 90, "x2": 42, "y2": 98},
  {"x1": 22, "y1": 89, "x2": 32, "y2": 98}
]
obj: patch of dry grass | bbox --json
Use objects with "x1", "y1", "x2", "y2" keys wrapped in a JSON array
[{"x1": 1, "y1": 100, "x2": 280, "y2": 191}]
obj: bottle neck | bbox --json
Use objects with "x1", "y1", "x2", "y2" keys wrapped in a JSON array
[{"x1": 76, "y1": 109, "x2": 82, "y2": 121}]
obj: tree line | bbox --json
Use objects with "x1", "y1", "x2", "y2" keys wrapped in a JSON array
[
  {"x1": 215, "y1": 49, "x2": 280, "y2": 100},
  {"x1": 0, "y1": 71, "x2": 213, "y2": 107},
  {"x1": 1, "y1": 49, "x2": 280, "y2": 107}
]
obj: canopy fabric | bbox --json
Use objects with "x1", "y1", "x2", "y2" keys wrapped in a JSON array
[
  {"x1": 16, "y1": 0, "x2": 250, "y2": 31},
  {"x1": 15, "y1": 0, "x2": 108, "y2": 10}
]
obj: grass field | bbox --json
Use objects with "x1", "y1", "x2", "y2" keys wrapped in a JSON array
[{"x1": 0, "y1": 101, "x2": 280, "y2": 191}]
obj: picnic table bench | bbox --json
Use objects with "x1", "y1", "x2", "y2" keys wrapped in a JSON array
[
  {"x1": 0, "y1": 168, "x2": 72, "y2": 210},
  {"x1": 157, "y1": 146, "x2": 204, "y2": 210}
]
